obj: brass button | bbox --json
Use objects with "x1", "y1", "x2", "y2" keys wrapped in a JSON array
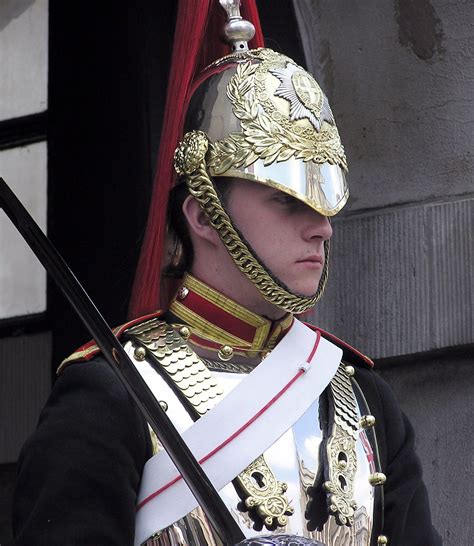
[
  {"x1": 218, "y1": 345, "x2": 234, "y2": 361},
  {"x1": 159, "y1": 400, "x2": 168, "y2": 412},
  {"x1": 344, "y1": 365, "x2": 355, "y2": 376},
  {"x1": 179, "y1": 325, "x2": 191, "y2": 340},
  {"x1": 134, "y1": 346, "x2": 146, "y2": 361},
  {"x1": 323, "y1": 481, "x2": 332, "y2": 492},
  {"x1": 359, "y1": 414, "x2": 376, "y2": 429},
  {"x1": 377, "y1": 535, "x2": 388, "y2": 545},
  {"x1": 369, "y1": 472, "x2": 387, "y2": 486},
  {"x1": 177, "y1": 286, "x2": 189, "y2": 300}
]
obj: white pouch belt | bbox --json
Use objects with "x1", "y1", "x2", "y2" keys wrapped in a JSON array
[{"x1": 134, "y1": 319, "x2": 342, "y2": 546}]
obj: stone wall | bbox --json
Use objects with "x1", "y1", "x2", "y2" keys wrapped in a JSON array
[{"x1": 294, "y1": 1, "x2": 473, "y2": 543}]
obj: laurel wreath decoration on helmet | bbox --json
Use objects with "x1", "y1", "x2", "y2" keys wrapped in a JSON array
[
  {"x1": 207, "y1": 48, "x2": 347, "y2": 176},
  {"x1": 174, "y1": 130, "x2": 329, "y2": 314}
]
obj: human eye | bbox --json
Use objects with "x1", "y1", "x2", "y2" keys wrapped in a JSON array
[{"x1": 273, "y1": 192, "x2": 299, "y2": 208}]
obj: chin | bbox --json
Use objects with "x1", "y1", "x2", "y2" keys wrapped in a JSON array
[
  {"x1": 280, "y1": 266, "x2": 323, "y2": 295},
  {"x1": 286, "y1": 280, "x2": 321, "y2": 298}
]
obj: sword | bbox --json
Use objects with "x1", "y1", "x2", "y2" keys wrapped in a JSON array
[{"x1": 0, "y1": 176, "x2": 245, "y2": 546}]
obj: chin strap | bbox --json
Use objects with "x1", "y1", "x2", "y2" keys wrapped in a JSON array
[{"x1": 174, "y1": 130, "x2": 329, "y2": 314}]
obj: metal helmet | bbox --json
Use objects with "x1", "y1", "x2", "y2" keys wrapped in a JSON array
[{"x1": 174, "y1": 1, "x2": 348, "y2": 314}]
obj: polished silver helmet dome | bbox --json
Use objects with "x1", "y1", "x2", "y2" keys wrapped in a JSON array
[{"x1": 181, "y1": 46, "x2": 348, "y2": 217}]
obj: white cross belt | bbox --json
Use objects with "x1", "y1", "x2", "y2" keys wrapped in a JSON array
[{"x1": 134, "y1": 319, "x2": 342, "y2": 546}]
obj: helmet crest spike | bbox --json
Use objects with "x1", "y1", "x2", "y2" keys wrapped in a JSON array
[{"x1": 220, "y1": 0, "x2": 255, "y2": 52}]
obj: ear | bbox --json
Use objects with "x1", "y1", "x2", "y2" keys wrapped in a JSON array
[{"x1": 182, "y1": 195, "x2": 220, "y2": 246}]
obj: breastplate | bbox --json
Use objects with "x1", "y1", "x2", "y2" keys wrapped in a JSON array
[{"x1": 124, "y1": 320, "x2": 379, "y2": 546}]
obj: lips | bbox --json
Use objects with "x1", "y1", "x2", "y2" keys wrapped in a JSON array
[{"x1": 296, "y1": 255, "x2": 323, "y2": 264}]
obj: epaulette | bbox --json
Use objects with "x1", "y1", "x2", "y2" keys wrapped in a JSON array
[
  {"x1": 57, "y1": 310, "x2": 164, "y2": 375},
  {"x1": 305, "y1": 323, "x2": 374, "y2": 369}
]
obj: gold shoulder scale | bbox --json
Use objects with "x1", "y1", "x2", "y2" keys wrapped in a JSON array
[{"x1": 323, "y1": 364, "x2": 360, "y2": 526}]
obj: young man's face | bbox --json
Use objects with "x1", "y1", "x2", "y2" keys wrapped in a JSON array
[{"x1": 225, "y1": 179, "x2": 333, "y2": 298}]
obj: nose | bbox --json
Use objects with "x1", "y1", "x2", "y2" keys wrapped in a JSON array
[{"x1": 302, "y1": 211, "x2": 332, "y2": 241}]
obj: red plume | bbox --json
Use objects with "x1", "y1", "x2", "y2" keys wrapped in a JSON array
[{"x1": 129, "y1": 0, "x2": 264, "y2": 318}]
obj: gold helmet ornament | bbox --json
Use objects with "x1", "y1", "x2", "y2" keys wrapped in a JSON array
[{"x1": 174, "y1": 0, "x2": 349, "y2": 314}]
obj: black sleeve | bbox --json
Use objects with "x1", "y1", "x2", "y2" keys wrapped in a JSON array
[
  {"x1": 12, "y1": 357, "x2": 152, "y2": 546},
  {"x1": 355, "y1": 367, "x2": 442, "y2": 546}
]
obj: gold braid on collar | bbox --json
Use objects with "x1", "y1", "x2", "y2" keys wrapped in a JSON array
[{"x1": 169, "y1": 273, "x2": 293, "y2": 359}]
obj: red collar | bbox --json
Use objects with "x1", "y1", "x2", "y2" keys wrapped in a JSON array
[{"x1": 168, "y1": 274, "x2": 293, "y2": 356}]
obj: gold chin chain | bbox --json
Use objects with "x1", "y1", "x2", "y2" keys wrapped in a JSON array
[{"x1": 174, "y1": 130, "x2": 329, "y2": 314}]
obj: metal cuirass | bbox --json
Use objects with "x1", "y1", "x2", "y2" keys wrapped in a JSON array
[{"x1": 123, "y1": 319, "x2": 380, "y2": 546}]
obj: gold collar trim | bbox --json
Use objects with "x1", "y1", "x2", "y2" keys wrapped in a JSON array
[{"x1": 169, "y1": 273, "x2": 293, "y2": 355}]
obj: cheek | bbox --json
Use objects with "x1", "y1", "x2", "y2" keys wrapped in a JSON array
[
  {"x1": 253, "y1": 232, "x2": 293, "y2": 270},
  {"x1": 230, "y1": 205, "x2": 294, "y2": 262}
]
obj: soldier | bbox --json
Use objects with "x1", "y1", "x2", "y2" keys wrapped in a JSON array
[{"x1": 13, "y1": 1, "x2": 441, "y2": 545}]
